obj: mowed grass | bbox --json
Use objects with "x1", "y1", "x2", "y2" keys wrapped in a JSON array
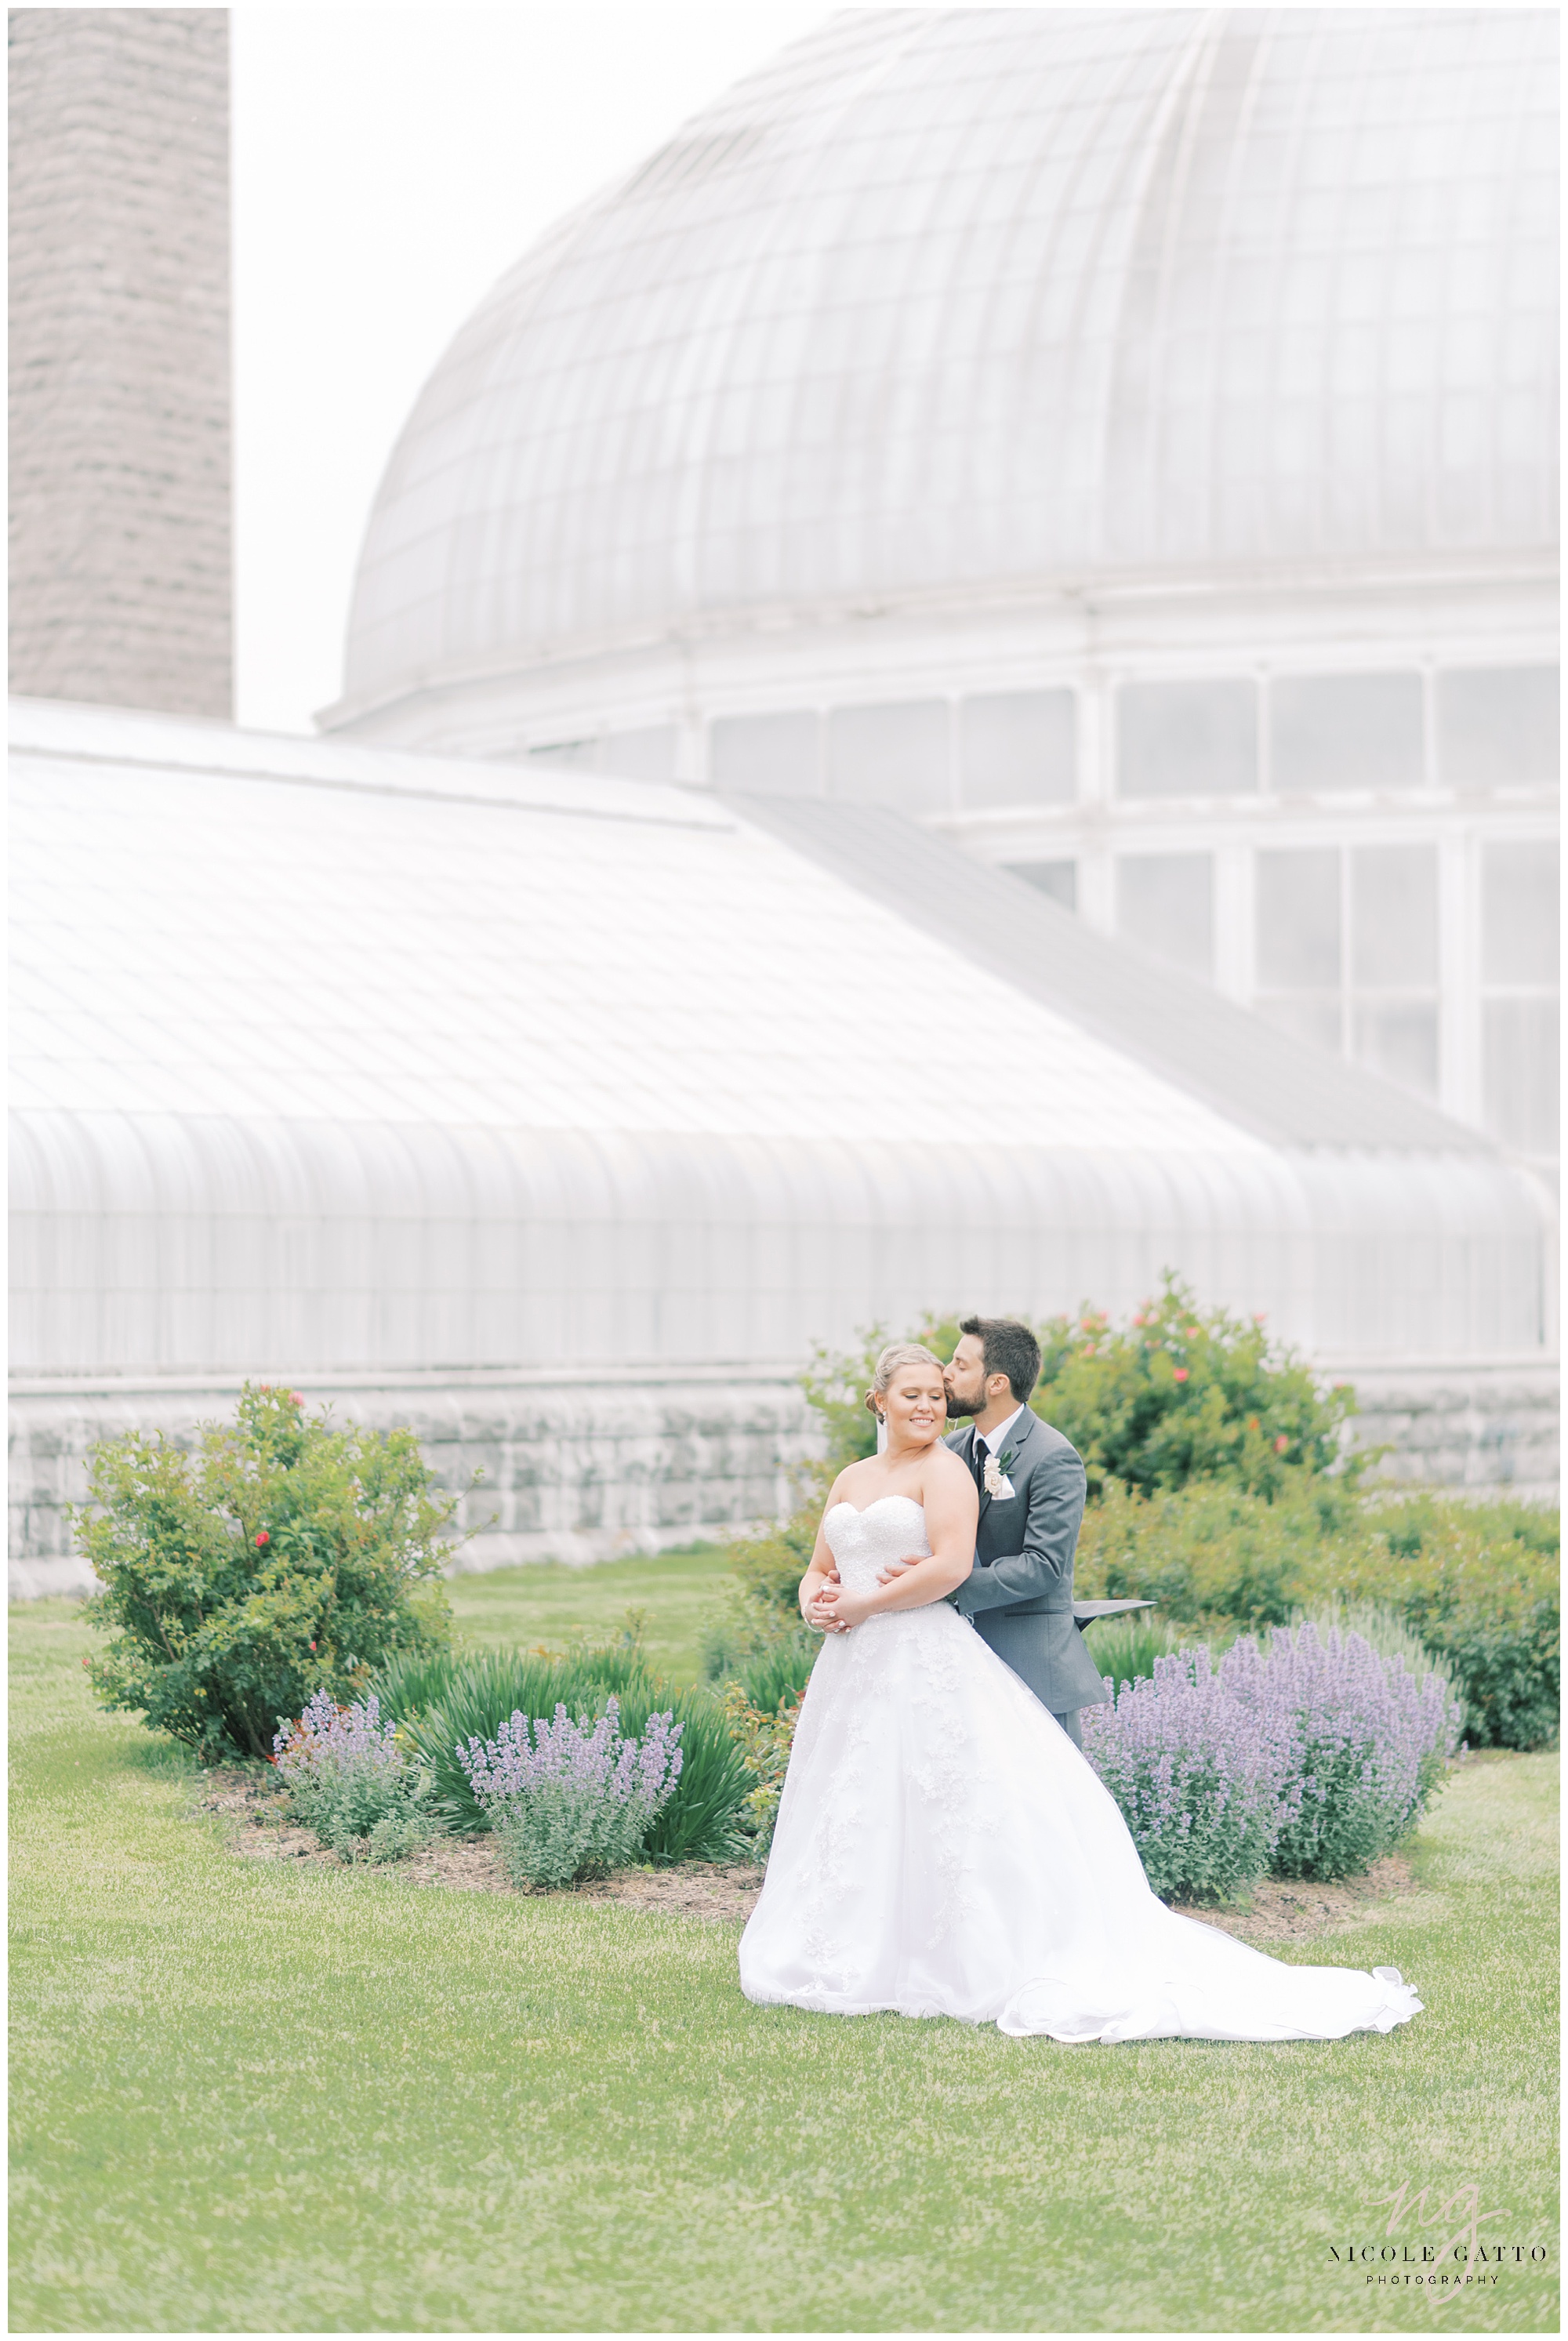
[
  {"x1": 10, "y1": 1558, "x2": 1559, "y2": 2335},
  {"x1": 445, "y1": 1544, "x2": 729, "y2": 1683}
]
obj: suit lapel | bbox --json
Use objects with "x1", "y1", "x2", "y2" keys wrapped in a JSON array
[
  {"x1": 1002, "y1": 1411, "x2": 1037, "y2": 1472},
  {"x1": 980, "y1": 1410, "x2": 1036, "y2": 1524}
]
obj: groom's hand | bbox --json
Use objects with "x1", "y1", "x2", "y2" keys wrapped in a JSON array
[{"x1": 875, "y1": 1555, "x2": 922, "y2": 1585}]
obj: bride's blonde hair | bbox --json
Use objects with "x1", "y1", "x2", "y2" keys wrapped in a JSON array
[{"x1": 864, "y1": 1341, "x2": 945, "y2": 1421}]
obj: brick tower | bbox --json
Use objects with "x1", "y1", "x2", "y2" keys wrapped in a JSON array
[{"x1": 8, "y1": 9, "x2": 231, "y2": 716}]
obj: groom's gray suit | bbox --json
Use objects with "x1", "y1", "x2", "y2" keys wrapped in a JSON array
[{"x1": 946, "y1": 1411, "x2": 1110, "y2": 1745}]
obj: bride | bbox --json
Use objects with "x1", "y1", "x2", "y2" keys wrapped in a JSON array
[{"x1": 738, "y1": 1342, "x2": 1423, "y2": 2043}]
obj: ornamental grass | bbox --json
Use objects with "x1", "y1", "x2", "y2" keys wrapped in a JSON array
[{"x1": 374, "y1": 1643, "x2": 749, "y2": 1862}]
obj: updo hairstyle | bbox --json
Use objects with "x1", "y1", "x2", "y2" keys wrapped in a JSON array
[{"x1": 864, "y1": 1341, "x2": 946, "y2": 1422}]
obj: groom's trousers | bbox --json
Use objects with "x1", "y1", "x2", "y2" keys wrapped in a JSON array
[{"x1": 1051, "y1": 1708, "x2": 1084, "y2": 1749}]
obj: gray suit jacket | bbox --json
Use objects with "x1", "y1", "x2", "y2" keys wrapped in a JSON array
[{"x1": 947, "y1": 1412, "x2": 1109, "y2": 1715}]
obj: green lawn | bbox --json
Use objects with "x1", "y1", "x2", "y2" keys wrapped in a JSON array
[
  {"x1": 10, "y1": 1558, "x2": 1559, "y2": 2334},
  {"x1": 444, "y1": 1544, "x2": 728, "y2": 1684}
]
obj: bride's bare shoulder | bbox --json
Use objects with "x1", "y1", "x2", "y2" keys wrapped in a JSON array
[
  {"x1": 920, "y1": 1444, "x2": 973, "y2": 1494},
  {"x1": 829, "y1": 1459, "x2": 880, "y2": 1504}
]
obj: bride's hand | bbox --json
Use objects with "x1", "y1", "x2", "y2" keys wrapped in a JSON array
[
  {"x1": 806, "y1": 1584, "x2": 848, "y2": 1634},
  {"x1": 822, "y1": 1584, "x2": 876, "y2": 1630}
]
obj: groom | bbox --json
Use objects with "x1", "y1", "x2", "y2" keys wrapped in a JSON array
[{"x1": 879, "y1": 1316, "x2": 1111, "y2": 1747}]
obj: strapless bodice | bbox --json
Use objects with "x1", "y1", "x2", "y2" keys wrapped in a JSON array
[{"x1": 823, "y1": 1495, "x2": 931, "y2": 1592}]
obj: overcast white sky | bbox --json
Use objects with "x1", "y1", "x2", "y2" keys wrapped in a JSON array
[{"x1": 232, "y1": 3, "x2": 834, "y2": 735}]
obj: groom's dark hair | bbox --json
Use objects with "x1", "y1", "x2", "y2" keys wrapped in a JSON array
[{"x1": 960, "y1": 1316, "x2": 1042, "y2": 1405}]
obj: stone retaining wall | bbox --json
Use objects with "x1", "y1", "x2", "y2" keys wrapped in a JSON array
[
  {"x1": 8, "y1": 1357, "x2": 1556, "y2": 1600},
  {"x1": 8, "y1": 1366, "x2": 821, "y2": 1599}
]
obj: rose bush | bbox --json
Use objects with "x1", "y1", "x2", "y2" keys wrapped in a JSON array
[{"x1": 78, "y1": 1383, "x2": 457, "y2": 1762}]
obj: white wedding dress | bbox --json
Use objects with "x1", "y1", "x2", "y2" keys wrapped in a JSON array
[{"x1": 739, "y1": 1497, "x2": 1423, "y2": 2042}]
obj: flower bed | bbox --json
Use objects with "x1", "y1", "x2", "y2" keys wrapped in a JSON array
[{"x1": 1083, "y1": 1622, "x2": 1462, "y2": 1902}]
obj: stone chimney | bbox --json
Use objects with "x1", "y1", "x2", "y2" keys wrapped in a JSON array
[{"x1": 9, "y1": 8, "x2": 231, "y2": 717}]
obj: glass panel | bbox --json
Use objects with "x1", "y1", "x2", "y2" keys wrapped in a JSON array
[
  {"x1": 1350, "y1": 844, "x2": 1439, "y2": 986},
  {"x1": 1271, "y1": 672, "x2": 1425, "y2": 793},
  {"x1": 827, "y1": 700, "x2": 950, "y2": 813},
  {"x1": 1007, "y1": 858, "x2": 1076, "y2": 909},
  {"x1": 710, "y1": 711, "x2": 821, "y2": 797},
  {"x1": 600, "y1": 726, "x2": 675, "y2": 783},
  {"x1": 1352, "y1": 1003, "x2": 1439, "y2": 1098},
  {"x1": 1483, "y1": 998, "x2": 1561, "y2": 1153},
  {"x1": 960, "y1": 690, "x2": 1076, "y2": 808},
  {"x1": 1255, "y1": 847, "x2": 1341, "y2": 987},
  {"x1": 1437, "y1": 666, "x2": 1559, "y2": 789},
  {"x1": 526, "y1": 739, "x2": 599, "y2": 771},
  {"x1": 1482, "y1": 840, "x2": 1559, "y2": 985},
  {"x1": 1255, "y1": 996, "x2": 1343, "y2": 1054},
  {"x1": 1115, "y1": 853, "x2": 1214, "y2": 979},
  {"x1": 1116, "y1": 679, "x2": 1257, "y2": 797}
]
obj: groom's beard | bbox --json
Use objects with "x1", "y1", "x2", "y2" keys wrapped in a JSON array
[{"x1": 943, "y1": 1386, "x2": 978, "y2": 1419}]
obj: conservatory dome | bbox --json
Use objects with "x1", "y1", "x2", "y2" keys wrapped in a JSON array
[{"x1": 335, "y1": 5, "x2": 1558, "y2": 728}]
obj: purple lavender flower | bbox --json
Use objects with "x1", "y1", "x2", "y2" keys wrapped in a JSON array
[
  {"x1": 1228, "y1": 1621, "x2": 1461, "y2": 1880},
  {"x1": 274, "y1": 1690, "x2": 402, "y2": 1787},
  {"x1": 272, "y1": 1690, "x2": 428, "y2": 1860},
  {"x1": 457, "y1": 1698, "x2": 684, "y2": 1889},
  {"x1": 1083, "y1": 1621, "x2": 1461, "y2": 1900},
  {"x1": 1082, "y1": 1647, "x2": 1292, "y2": 1903}
]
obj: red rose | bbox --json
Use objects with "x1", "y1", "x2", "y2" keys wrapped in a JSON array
[
  {"x1": 255, "y1": 1530, "x2": 270, "y2": 1548},
  {"x1": 309, "y1": 1641, "x2": 317, "y2": 1653},
  {"x1": 289, "y1": 1391, "x2": 303, "y2": 1405},
  {"x1": 1172, "y1": 1367, "x2": 1189, "y2": 1383},
  {"x1": 1275, "y1": 1434, "x2": 1290, "y2": 1453}
]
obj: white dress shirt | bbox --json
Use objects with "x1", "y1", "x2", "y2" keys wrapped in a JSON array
[{"x1": 973, "y1": 1402, "x2": 1025, "y2": 1463}]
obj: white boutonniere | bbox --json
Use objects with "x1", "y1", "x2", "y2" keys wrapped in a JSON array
[{"x1": 982, "y1": 1452, "x2": 1016, "y2": 1501}]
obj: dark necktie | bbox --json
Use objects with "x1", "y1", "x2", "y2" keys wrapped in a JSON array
[{"x1": 971, "y1": 1434, "x2": 988, "y2": 1497}]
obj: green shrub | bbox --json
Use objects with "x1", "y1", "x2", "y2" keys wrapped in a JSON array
[
  {"x1": 699, "y1": 1467, "x2": 833, "y2": 1690},
  {"x1": 1076, "y1": 1478, "x2": 1559, "y2": 1751},
  {"x1": 77, "y1": 1385, "x2": 456, "y2": 1763},
  {"x1": 802, "y1": 1280, "x2": 1358, "y2": 1497},
  {"x1": 722, "y1": 1467, "x2": 832, "y2": 1617},
  {"x1": 1076, "y1": 1474, "x2": 1344, "y2": 1629},
  {"x1": 1029, "y1": 1276, "x2": 1359, "y2": 1497},
  {"x1": 731, "y1": 1295, "x2": 1559, "y2": 1758},
  {"x1": 719, "y1": 1682, "x2": 802, "y2": 1864},
  {"x1": 375, "y1": 1644, "x2": 749, "y2": 1861},
  {"x1": 1415, "y1": 1601, "x2": 1559, "y2": 1753}
]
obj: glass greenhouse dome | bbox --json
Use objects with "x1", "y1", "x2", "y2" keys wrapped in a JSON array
[{"x1": 328, "y1": 5, "x2": 1559, "y2": 1169}]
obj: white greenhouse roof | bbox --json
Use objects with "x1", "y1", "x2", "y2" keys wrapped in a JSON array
[
  {"x1": 337, "y1": 6, "x2": 1558, "y2": 724},
  {"x1": 9, "y1": 700, "x2": 1554, "y2": 1377}
]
